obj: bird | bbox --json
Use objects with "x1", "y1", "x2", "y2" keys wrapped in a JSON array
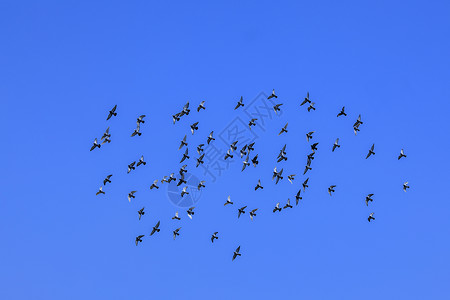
[
  {"x1": 207, "y1": 131, "x2": 215, "y2": 144},
  {"x1": 128, "y1": 191, "x2": 137, "y2": 202},
  {"x1": 101, "y1": 136, "x2": 111, "y2": 145},
  {"x1": 181, "y1": 186, "x2": 189, "y2": 197},
  {"x1": 337, "y1": 106, "x2": 347, "y2": 117},
  {"x1": 295, "y1": 190, "x2": 302, "y2": 205},
  {"x1": 138, "y1": 207, "x2": 145, "y2": 220},
  {"x1": 303, "y1": 159, "x2": 312, "y2": 175},
  {"x1": 300, "y1": 92, "x2": 311, "y2": 106},
  {"x1": 240, "y1": 145, "x2": 247, "y2": 158},
  {"x1": 273, "y1": 103, "x2": 283, "y2": 114},
  {"x1": 353, "y1": 114, "x2": 363, "y2": 127},
  {"x1": 328, "y1": 185, "x2": 336, "y2": 196},
  {"x1": 255, "y1": 179, "x2": 263, "y2": 191},
  {"x1": 238, "y1": 206, "x2": 247, "y2": 218},
  {"x1": 242, "y1": 154, "x2": 250, "y2": 171},
  {"x1": 230, "y1": 141, "x2": 238, "y2": 152},
  {"x1": 135, "y1": 235, "x2": 144, "y2": 246},
  {"x1": 398, "y1": 149, "x2": 407, "y2": 160},
  {"x1": 277, "y1": 151, "x2": 287, "y2": 162},
  {"x1": 248, "y1": 118, "x2": 257, "y2": 129},
  {"x1": 278, "y1": 144, "x2": 287, "y2": 157},
  {"x1": 196, "y1": 153, "x2": 205, "y2": 167},
  {"x1": 224, "y1": 196, "x2": 233, "y2": 206},
  {"x1": 353, "y1": 124, "x2": 360, "y2": 136},
  {"x1": 137, "y1": 115, "x2": 146, "y2": 124},
  {"x1": 232, "y1": 246, "x2": 241, "y2": 261},
  {"x1": 252, "y1": 154, "x2": 259, "y2": 167},
  {"x1": 137, "y1": 155, "x2": 146, "y2": 167},
  {"x1": 197, "y1": 181, "x2": 205, "y2": 190},
  {"x1": 311, "y1": 142, "x2": 319, "y2": 151},
  {"x1": 368, "y1": 213, "x2": 375, "y2": 222},
  {"x1": 288, "y1": 174, "x2": 296, "y2": 184},
  {"x1": 403, "y1": 182, "x2": 410, "y2": 192},
  {"x1": 307, "y1": 102, "x2": 316, "y2": 112},
  {"x1": 179, "y1": 135, "x2": 188, "y2": 150},
  {"x1": 306, "y1": 131, "x2": 315, "y2": 142},
  {"x1": 187, "y1": 207, "x2": 195, "y2": 219},
  {"x1": 150, "y1": 221, "x2": 161, "y2": 236},
  {"x1": 96, "y1": 186, "x2": 105, "y2": 196},
  {"x1": 168, "y1": 173, "x2": 176, "y2": 183},
  {"x1": 224, "y1": 149, "x2": 233, "y2": 160},
  {"x1": 161, "y1": 176, "x2": 169, "y2": 184},
  {"x1": 283, "y1": 199, "x2": 293, "y2": 209},
  {"x1": 365, "y1": 194, "x2": 374, "y2": 206},
  {"x1": 103, "y1": 174, "x2": 112, "y2": 185},
  {"x1": 90, "y1": 138, "x2": 101, "y2": 151},
  {"x1": 247, "y1": 142, "x2": 255, "y2": 152},
  {"x1": 197, "y1": 101, "x2": 206, "y2": 112},
  {"x1": 307, "y1": 151, "x2": 316, "y2": 161},
  {"x1": 235, "y1": 96, "x2": 244, "y2": 110},
  {"x1": 131, "y1": 123, "x2": 142, "y2": 137},
  {"x1": 107, "y1": 105, "x2": 117, "y2": 120},
  {"x1": 278, "y1": 123, "x2": 288, "y2": 135},
  {"x1": 302, "y1": 178, "x2": 309, "y2": 192},
  {"x1": 101, "y1": 127, "x2": 111, "y2": 142},
  {"x1": 181, "y1": 101, "x2": 190, "y2": 116},
  {"x1": 172, "y1": 212, "x2": 181, "y2": 220},
  {"x1": 127, "y1": 161, "x2": 136, "y2": 174},
  {"x1": 190, "y1": 122, "x2": 199, "y2": 134},
  {"x1": 172, "y1": 113, "x2": 181, "y2": 124},
  {"x1": 197, "y1": 144, "x2": 204, "y2": 154},
  {"x1": 211, "y1": 232, "x2": 219, "y2": 243},
  {"x1": 366, "y1": 144, "x2": 375, "y2": 159},
  {"x1": 273, "y1": 203, "x2": 282, "y2": 213},
  {"x1": 179, "y1": 165, "x2": 188, "y2": 175},
  {"x1": 150, "y1": 180, "x2": 159, "y2": 190},
  {"x1": 249, "y1": 208, "x2": 258, "y2": 220},
  {"x1": 177, "y1": 173, "x2": 187, "y2": 186},
  {"x1": 272, "y1": 167, "x2": 284, "y2": 184},
  {"x1": 180, "y1": 148, "x2": 190, "y2": 163},
  {"x1": 332, "y1": 138, "x2": 340, "y2": 152},
  {"x1": 267, "y1": 89, "x2": 278, "y2": 99},
  {"x1": 173, "y1": 227, "x2": 181, "y2": 240}
]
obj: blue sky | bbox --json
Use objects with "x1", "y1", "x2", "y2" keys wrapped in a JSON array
[{"x1": 1, "y1": 1, "x2": 449, "y2": 299}]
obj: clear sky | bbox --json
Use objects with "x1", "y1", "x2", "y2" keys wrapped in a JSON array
[{"x1": 1, "y1": 1, "x2": 450, "y2": 299}]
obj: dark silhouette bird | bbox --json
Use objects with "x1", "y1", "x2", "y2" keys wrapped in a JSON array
[
  {"x1": 278, "y1": 144, "x2": 287, "y2": 157},
  {"x1": 368, "y1": 213, "x2": 375, "y2": 222},
  {"x1": 295, "y1": 190, "x2": 302, "y2": 205},
  {"x1": 353, "y1": 114, "x2": 363, "y2": 128},
  {"x1": 101, "y1": 127, "x2": 111, "y2": 143},
  {"x1": 179, "y1": 135, "x2": 188, "y2": 150},
  {"x1": 197, "y1": 144, "x2": 204, "y2": 154},
  {"x1": 161, "y1": 176, "x2": 169, "y2": 184},
  {"x1": 247, "y1": 142, "x2": 255, "y2": 152},
  {"x1": 103, "y1": 174, "x2": 112, "y2": 185},
  {"x1": 137, "y1": 155, "x2": 146, "y2": 167},
  {"x1": 224, "y1": 149, "x2": 233, "y2": 160},
  {"x1": 288, "y1": 174, "x2": 296, "y2": 184},
  {"x1": 232, "y1": 246, "x2": 241, "y2": 261},
  {"x1": 181, "y1": 186, "x2": 189, "y2": 197},
  {"x1": 150, "y1": 180, "x2": 159, "y2": 190},
  {"x1": 177, "y1": 173, "x2": 187, "y2": 186},
  {"x1": 307, "y1": 151, "x2": 315, "y2": 161},
  {"x1": 240, "y1": 145, "x2": 247, "y2": 158},
  {"x1": 238, "y1": 206, "x2": 247, "y2": 218},
  {"x1": 138, "y1": 207, "x2": 145, "y2": 220},
  {"x1": 273, "y1": 103, "x2": 283, "y2": 114},
  {"x1": 300, "y1": 92, "x2": 311, "y2": 106},
  {"x1": 172, "y1": 113, "x2": 181, "y2": 124},
  {"x1": 303, "y1": 159, "x2": 312, "y2": 175},
  {"x1": 207, "y1": 131, "x2": 215, "y2": 144},
  {"x1": 366, "y1": 144, "x2": 375, "y2": 159},
  {"x1": 197, "y1": 181, "x2": 205, "y2": 190},
  {"x1": 398, "y1": 149, "x2": 407, "y2": 160},
  {"x1": 328, "y1": 185, "x2": 336, "y2": 196},
  {"x1": 277, "y1": 151, "x2": 287, "y2": 162},
  {"x1": 273, "y1": 203, "x2": 282, "y2": 213},
  {"x1": 181, "y1": 101, "x2": 190, "y2": 116},
  {"x1": 337, "y1": 106, "x2": 347, "y2": 117},
  {"x1": 267, "y1": 89, "x2": 278, "y2": 99},
  {"x1": 252, "y1": 154, "x2": 259, "y2": 167},
  {"x1": 90, "y1": 138, "x2": 101, "y2": 151},
  {"x1": 307, "y1": 102, "x2": 316, "y2": 112},
  {"x1": 135, "y1": 235, "x2": 144, "y2": 246},
  {"x1": 230, "y1": 141, "x2": 238, "y2": 152},
  {"x1": 179, "y1": 165, "x2": 188, "y2": 175},
  {"x1": 196, "y1": 153, "x2": 205, "y2": 167},
  {"x1": 255, "y1": 179, "x2": 263, "y2": 191},
  {"x1": 180, "y1": 148, "x2": 190, "y2": 163},
  {"x1": 127, "y1": 162, "x2": 136, "y2": 174},
  {"x1": 107, "y1": 105, "x2": 117, "y2": 120},
  {"x1": 302, "y1": 178, "x2": 309, "y2": 192},
  {"x1": 96, "y1": 186, "x2": 105, "y2": 196},
  {"x1": 187, "y1": 207, "x2": 195, "y2": 219},
  {"x1": 131, "y1": 123, "x2": 142, "y2": 137},
  {"x1": 306, "y1": 131, "x2": 315, "y2": 142},
  {"x1": 168, "y1": 173, "x2": 176, "y2": 183},
  {"x1": 272, "y1": 167, "x2": 284, "y2": 184},
  {"x1": 150, "y1": 221, "x2": 161, "y2": 235},
  {"x1": 242, "y1": 154, "x2": 250, "y2": 171},
  {"x1": 137, "y1": 115, "x2": 146, "y2": 124},
  {"x1": 249, "y1": 208, "x2": 258, "y2": 220},
  {"x1": 353, "y1": 124, "x2": 361, "y2": 136},
  {"x1": 248, "y1": 118, "x2": 257, "y2": 129},
  {"x1": 283, "y1": 199, "x2": 293, "y2": 209},
  {"x1": 311, "y1": 142, "x2": 319, "y2": 151},
  {"x1": 172, "y1": 211, "x2": 181, "y2": 220},
  {"x1": 278, "y1": 123, "x2": 288, "y2": 135},
  {"x1": 332, "y1": 138, "x2": 340, "y2": 152},
  {"x1": 365, "y1": 194, "x2": 374, "y2": 206},
  {"x1": 211, "y1": 232, "x2": 219, "y2": 243},
  {"x1": 224, "y1": 196, "x2": 233, "y2": 206},
  {"x1": 190, "y1": 122, "x2": 199, "y2": 135},
  {"x1": 235, "y1": 96, "x2": 244, "y2": 110},
  {"x1": 403, "y1": 181, "x2": 410, "y2": 192},
  {"x1": 173, "y1": 227, "x2": 181, "y2": 240},
  {"x1": 197, "y1": 101, "x2": 206, "y2": 112},
  {"x1": 128, "y1": 191, "x2": 137, "y2": 202}
]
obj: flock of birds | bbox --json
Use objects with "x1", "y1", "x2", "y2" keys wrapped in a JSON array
[{"x1": 91, "y1": 90, "x2": 410, "y2": 261}]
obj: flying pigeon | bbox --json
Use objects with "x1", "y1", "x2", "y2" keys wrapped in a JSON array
[
  {"x1": 303, "y1": 159, "x2": 312, "y2": 175},
  {"x1": 307, "y1": 102, "x2": 316, "y2": 112},
  {"x1": 247, "y1": 142, "x2": 255, "y2": 152},
  {"x1": 150, "y1": 221, "x2": 160, "y2": 236},
  {"x1": 252, "y1": 154, "x2": 259, "y2": 167},
  {"x1": 197, "y1": 101, "x2": 206, "y2": 112},
  {"x1": 328, "y1": 185, "x2": 336, "y2": 196},
  {"x1": 128, "y1": 191, "x2": 137, "y2": 202},
  {"x1": 187, "y1": 207, "x2": 195, "y2": 219},
  {"x1": 277, "y1": 151, "x2": 287, "y2": 162},
  {"x1": 207, "y1": 131, "x2": 215, "y2": 144},
  {"x1": 190, "y1": 122, "x2": 199, "y2": 135},
  {"x1": 135, "y1": 235, "x2": 144, "y2": 246},
  {"x1": 127, "y1": 161, "x2": 136, "y2": 173},
  {"x1": 137, "y1": 155, "x2": 146, "y2": 167},
  {"x1": 278, "y1": 144, "x2": 287, "y2": 157},
  {"x1": 131, "y1": 123, "x2": 142, "y2": 137},
  {"x1": 232, "y1": 246, "x2": 241, "y2": 261},
  {"x1": 179, "y1": 135, "x2": 188, "y2": 150},
  {"x1": 230, "y1": 141, "x2": 238, "y2": 152},
  {"x1": 181, "y1": 101, "x2": 190, "y2": 116},
  {"x1": 273, "y1": 103, "x2": 283, "y2": 114},
  {"x1": 248, "y1": 118, "x2": 257, "y2": 129},
  {"x1": 365, "y1": 194, "x2": 374, "y2": 206},
  {"x1": 107, "y1": 105, "x2": 117, "y2": 120},
  {"x1": 300, "y1": 92, "x2": 311, "y2": 106},
  {"x1": 197, "y1": 181, "x2": 205, "y2": 190},
  {"x1": 211, "y1": 232, "x2": 219, "y2": 243},
  {"x1": 173, "y1": 227, "x2": 181, "y2": 240},
  {"x1": 368, "y1": 213, "x2": 375, "y2": 222},
  {"x1": 255, "y1": 179, "x2": 263, "y2": 191},
  {"x1": 96, "y1": 186, "x2": 105, "y2": 196},
  {"x1": 177, "y1": 173, "x2": 187, "y2": 186},
  {"x1": 138, "y1": 207, "x2": 145, "y2": 220},
  {"x1": 311, "y1": 142, "x2": 319, "y2": 151},
  {"x1": 337, "y1": 106, "x2": 347, "y2": 117},
  {"x1": 179, "y1": 165, "x2": 188, "y2": 175},
  {"x1": 181, "y1": 186, "x2": 189, "y2": 197},
  {"x1": 366, "y1": 144, "x2": 375, "y2": 159},
  {"x1": 180, "y1": 148, "x2": 189, "y2": 163},
  {"x1": 302, "y1": 178, "x2": 309, "y2": 192},
  {"x1": 197, "y1": 144, "x2": 205, "y2": 154},
  {"x1": 295, "y1": 190, "x2": 302, "y2": 205},
  {"x1": 150, "y1": 180, "x2": 159, "y2": 190},
  {"x1": 332, "y1": 138, "x2": 340, "y2": 152},
  {"x1": 240, "y1": 144, "x2": 247, "y2": 158},
  {"x1": 288, "y1": 174, "x2": 296, "y2": 184},
  {"x1": 101, "y1": 127, "x2": 111, "y2": 141},
  {"x1": 283, "y1": 199, "x2": 293, "y2": 209},
  {"x1": 273, "y1": 167, "x2": 284, "y2": 184},
  {"x1": 273, "y1": 203, "x2": 282, "y2": 213},
  {"x1": 278, "y1": 122, "x2": 288, "y2": 135},
  {"x1": 224, "y1": 149, "x2": 233, "y2": 160},
  {"x1": 234, "y1": 96, "x2": 244, "y2": 110},
  {"x1": 137, "y1": 115, "x2": 146, "y2": 124},
  {"x1": 306, "y1": 131, "x2": 315, "y2": 142},
  {"x1": 267, "y1": 89, "x2": 278, "y2": 99},
  {"x1": 196, "y1": 153, "x2": 205, "y2": 167},
  {"x1": 249, "y1": 208, "x2": 258, "y2": 220},
  {"x1": 241, "y1": 154, "x2": 250, "y2": 171},
  {"x1": 353, "y1": 124, "x2": 361, "y2": 135},
  {"x1": 238, "y1": 206, "x2": 247, "y2": 218},
  {"x1": 224, "y1": 196, "x2": 233, "y2": 206},
  {"x1": 103, "y1": 174, "x2": 112, "y2": 185},
  {"x1": 403, "y1": 182, "x2": 410, "y2": 192},
  {"x1": 168, "y1": 173, "x2": 176, "y2": 183},
  {"x1": 398, "y1": 149, "x2": 407, "y2": 160},
  {"x1": 90, "y1": 138, "x2": 101, "y2": 151},
  {"x1": 172, "y1": 113, "x2": 181, "y2": 124},
  {"x1": 172, "y1": 211, "x2": 181, "y2": 220},
  {"x1": 307, "y1": 151, "x2": 315, "y2": 161},
  {"x1": 353, "y1": 114, "x2": 363, "y2": 127}
]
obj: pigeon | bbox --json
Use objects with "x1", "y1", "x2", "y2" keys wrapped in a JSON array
[
  {"x1": 300, "y1": 92, "x2": 311, "y2": 106},
  {"x1": 135, "y1": 235, "x2": 144, "y2": 246},
  {"x1": 273, "y1": 103, "x2": 283, "y2": 114},
  {"x1": 332, "y1": 138, "x2": 340, "y2": 152},
  {"x1": 197, "y1": 144, "x2": 205, "y2": 154},
  {"x1": 137, "y1": 115, "x2": 146, "y2": 124},
  {"x1": 278, "y1": 144, "x2": 287, "y2": 157},
  {"x1": 267, "y1": 89, "x2": 278, "y2": 99},
  {"x1": 131, "y1": 123, "x2": 142, "y2": 137},
  {"x1": 197, "y1": 101, "x2": 206, "y2": 112},
  {"x1": 150, "y1": 180, "x2": 159, "y2": 190},
  {"x1": 283, "y1": 199, "x2": 293, "y2": 209},
  {"x1": 177, "y1": 173, "x2": 187, "y2": 186},
  {"x1": 288, "y1": 175, "x2": 296, "y2": 184},
  {"x1": 307, "y1": 102, "x2": 316, "y2": 112},
  {"x1": 302, "y1": 178, "x2": 309, "y2": 192},
  {"x1": 128, "y1": 191, "x2": 137, "y2": 202},
  {"x1": 365, "y1": 194, "x2": 374, "y2": 206},
  {"x1": 368, "y1": 213, "x2": 375, "y2": 222},
  {"x1": 403, "y1": 182, "x2": 410, "y2": 192},
  {"x1": 241, "y1": 154, "x2": 250, "y2": 171},
  {"x1": 90, "y1": 138, "x2": 101, "y2": 151},
  {"x1": 103, "y1": 174, "x2": 112, "y2": 185},
  {"x1": 255, "y1": 179, "x2": 263, "y2": 191},
  {"x1": 207, "y1": 131, "x2": 215, "y2": 144},
  {"x1": 224, "y1": 196, "x2": 234, "y2": 206},
  {"x1": 168, "y1": 173, "x2": 176, "y2": 183},
  {"x1": 136, "y1": 155, "x2": 146, "y2": 167},
  {"x1": 172, "y1": 211, "x2": 181, "y2": 220},
  {"x1": 107, "y1": 105, "x2": 117, "y2": 120},
  {"x1": 181, "y1": 186, "x2": 189, "y2": 197},
  {"x1": 240, "y1": 145, "x2": 247, "y2": 158},
  {"x1": 173, "y1": 227, "x2": 181, "y2": 240},
  {"x1": 273, "y1": 167, "x2": 284, "y2": 184},
  {"x1": 150, "y1": 221, "x2": 161, "y2": 236},
  {"x1": 181, "y1": 101, "x2": 190, "y2": 116},
  {"x1": 138, "y1": 207, "x2": 145, "y2": 220},
  {"x1": 306, "y1": 131, "x2": 315, "y2": 142},
  {"x1": 353, "y1": 114, "x2": 363, "y2": 127},
  {"x1": 101, "y1": 136, "x2": 111, "y2": 145},
  {"x1": 248, "y1": 118, "x2": 257, "y2": 129},
  {"x1": 180, "y1": 148, "x2": 190, "y2": 163},
  {"x1": 303, "y1": 159, "x2": 312, "y2": 175},
  {"x1": 238, "y1": 206, "x2": 247, "y2": 218},
  {"x1": 398, "y1": 149, "x2": 407, "y2": 160},
  {"x1": 197, "y1": 181, "x2": 205, "y2": 190},
  {"x1": 196, "y1": 153, "x2": 205, "y2": 167},
  {"x1": 190, "y1": 122, "x2": 199, "y2": 135},
  {"x1": 179, "y1": 135, "x2": 188, "y2": 150},
  {"x1": 249, "y1": 208, "x2": 258, "y2": 220},
  {"x1": 273, "y1": 203, "x2": 282, "y2": 213},
  {"x1": 307, "y1": 151, "x2": 315, "y2": 161},
  {"x1": 232, "y1": 246, "x2": 241, "y2": 261},
  {"x1": 127, "y1": 162, "x2": 136, "y2": 174},
  {"x1": 234, "y1": 96, "x2": 244, "y2": 110},
  {"x1": 353, "y1": 124, "x2": 361, "y2": 135},
  {"x1": 311, "y1": 142, "x2": 319, "y2": 151},
  {"x1": 278, "y1": 123, "x2": 288, "y2": 135},
  {"x1": 96, "y1": 186, "x2": 105, "y2": 196},
  {"x1": 277, "y1": 151, "x2": 287, "y2": 163},
  {"x1": 187, "y1": 207, "x2": 195, "y2": 219},
  {"x1": 211, "y1": 232, "x2": 219, "y2": 243},
  {"x1": 161, "y1": 176, "x2": 169, "y2": 184},
  {"x1": 366, "y1": 144, "x2": 375, "y2": 159},
  {"x1": 172, "y1": 113, "x2": 181, "y2": 124},
  {"x1": 179, "y1": 165, "x2": 188, "y2": 175},
  {"x1": 252, "y1": 154, "x2": 259, "y2": 167},
  {"x1": 328, "y1": 185, "x2": 336, "y2": 196},
  {"x1": 224, "y1": 149, "x2": 234, "y2": 160},
  {"x1": 230, "y1": 141, "x2": 238, "y2": 152},
  {"x1": 337, "y1": 106, "x2": 347, "y2": 117},
  {"x1": 101, "y1": 127, "x2": 111, "y2": 141},
  {"x1": 247, "y1": 142, "x2": 255, "y2": 152},
  {"x1": 295, "y1": 190, "x2": 302, "y2": 205}
]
